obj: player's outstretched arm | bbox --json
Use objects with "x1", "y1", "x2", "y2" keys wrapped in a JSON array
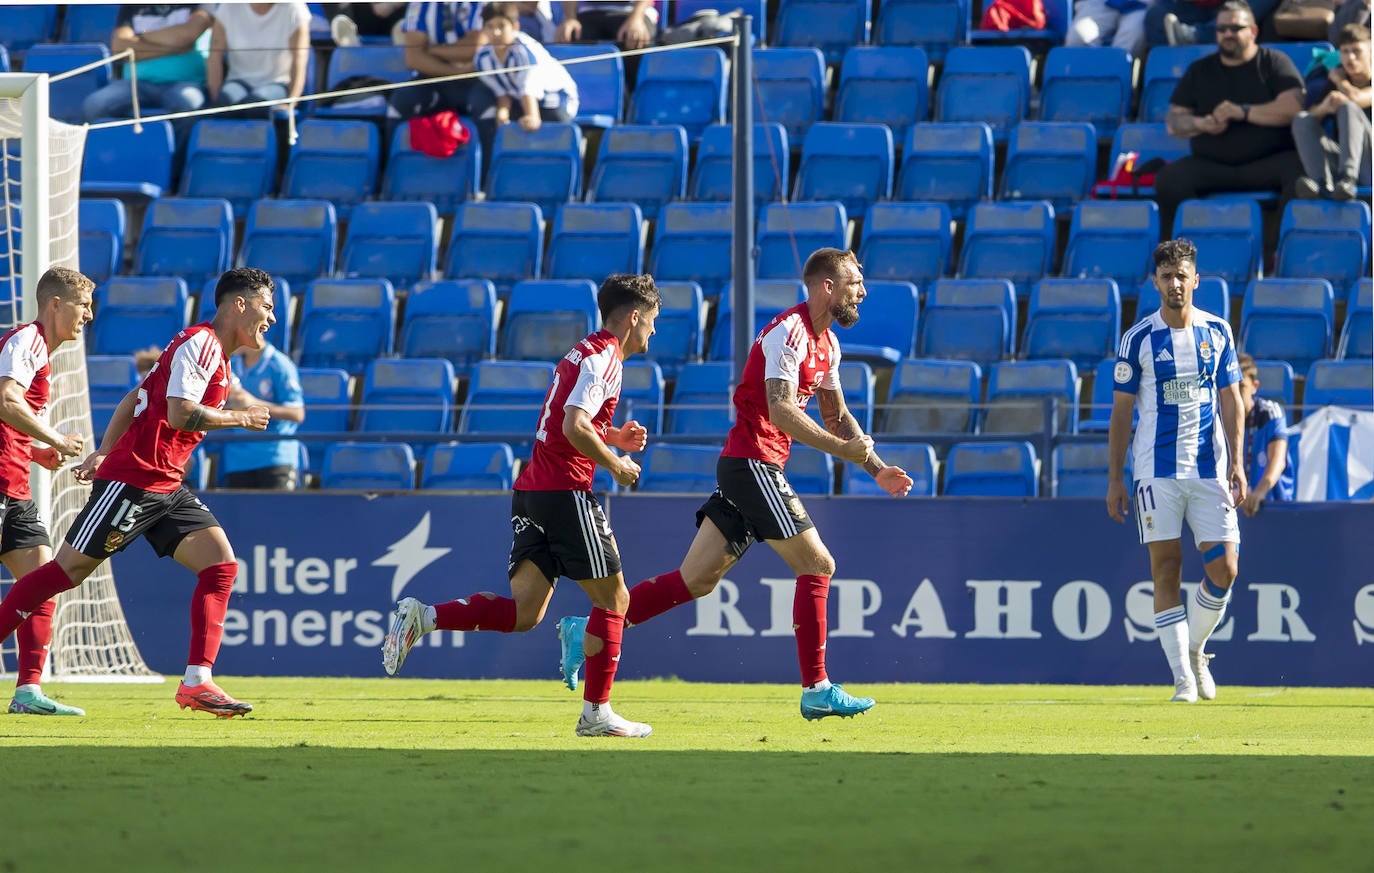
[
  {"x1": 168, "y1": 397, "x2": 270, "y2": 433},
  {"x1": 767, "y1": 379, "x2": 871, "y2": 464},
  {"x1": 816, "y1": 387, "x2": 911, "y2": 495}
]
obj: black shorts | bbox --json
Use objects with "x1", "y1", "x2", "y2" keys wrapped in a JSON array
[
  {"x1": 0, "y1": 495, "x2": 51, "y2": 555},
  {"x1": 696, "y1": 456, "x2": 816, "y2": 559},
  {"x1": 65, "y1": 479, "x2": 222, "y2": 559},
  {"x1": 508, "y1": 489, "x2": 621, "y2": 584}
]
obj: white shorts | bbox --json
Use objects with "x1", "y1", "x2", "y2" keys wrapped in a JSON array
[{"x1": 1133, "y1": 477, "x2": 1240, "y2": 547}]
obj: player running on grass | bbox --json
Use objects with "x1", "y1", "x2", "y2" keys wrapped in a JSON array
[
  {"x1": 0, "y1": 267, "x2": 94, "y2": 715},
  {"x1": 0, "y1": 267, "x2": 274, "y2": 718},
  {"x1": 1107, "y1": 238, "x2": 1245, "y2": 703},
  {"x1": 558, "y1": 248, "x2": 914, "y2": 720},
  {"x1": 383, "y1": 273, "x2": 660, "y2": 738}
]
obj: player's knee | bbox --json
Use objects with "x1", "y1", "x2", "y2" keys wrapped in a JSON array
[{"x1": 683, "y1": 572, "x2": 721, "y2": 599}]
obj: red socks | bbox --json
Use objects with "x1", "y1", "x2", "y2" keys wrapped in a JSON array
[
  {"x1": 188, "y1": 562, "x2": 237, "y2": 667},
  {"x1": 0, "y1": 560, "x2": 75, "y2": 642},
  {"x1": 15, "y1": 598, "x2": 56, "y2": 686},
  {"x1": 582, "y1": 608, "x2": 624, "y2": 705},
  {"x1": 434, "y1": 594, "x2": 517, "y2": 633},
  {"x1": 794, "y1": 574, "x2": 830, "y2": 687},
  {"x1": 625, "y1": 570, "x2": 693, "y2": 626}
]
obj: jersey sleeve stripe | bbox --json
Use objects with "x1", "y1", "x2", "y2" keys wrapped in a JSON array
[{"x1": 27, "y1": 325, "x2": 45, "y2": 356}]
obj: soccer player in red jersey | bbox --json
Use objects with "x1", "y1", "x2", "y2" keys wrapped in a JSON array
[
  {"x1": 559, "y1": 248, "x2": 915, "y2": 720},
  {"x1": 0, "y1": 267, "x2": 274, "y2": 718},
  {"x1": 383, "y1": 273, "x2": 660, "y2": 738},
  {"x1": 0, "y1": 267, "x2": 94, "y2": 716}
]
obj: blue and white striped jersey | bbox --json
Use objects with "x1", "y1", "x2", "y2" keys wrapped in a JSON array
[
  {"x1": 402, "y1": 2, "x2": 485, "y2": 45},
  {"x1": 1114, "y1": 307, "x2": 1240, "y2": 481},
  {"x1": 473, "y1": 30, "x2": 578, "y2": 105}
]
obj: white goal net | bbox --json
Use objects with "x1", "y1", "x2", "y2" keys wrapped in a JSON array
[{"x1": 0, "y1": 73, "x2": 157, "y2": 681}]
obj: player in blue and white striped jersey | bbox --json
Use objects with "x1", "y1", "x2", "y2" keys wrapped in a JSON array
[{"x1": 1106, "y1": 238, "x2": 1247, "y2": 705}]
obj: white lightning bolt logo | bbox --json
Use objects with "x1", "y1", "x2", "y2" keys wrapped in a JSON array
[{"x1": 373, "y1": 512, "x2": 452, "y2": 602}]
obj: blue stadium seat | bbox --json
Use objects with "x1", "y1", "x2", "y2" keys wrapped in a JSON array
[
  {"x1": 1254, "y1": 359, "x2": 1295, "y2": 412},
  {"x1": 547, "y1": 43, "x2": 624, "y2": 128},
  {"x1": 320, "y1": 443, "x2": 416, "y2": 490},
  {"x1": 383, "y1": 122, "x2": 481, "y2": 216},
  {"x1": 1139, "y1": 46, "x2": 1215, "y2": 122},
  {"x1": 1276, "y1": 200, "x2": 1370, "y2": 291},
  {"x1": 133, "y1": 197, "x2": 234, "y2": 290},
  {"x1": 179, "y1": 120, "x2": 276, "y2": 218},
  {"x1": 843, "y1": 441, "x2": 938, "y2": 495},
  {"x1": 1080, "y1": 358, "x2": 1117, "y2": 433},
  {"x1": 459, "y1": 360, "x2": 556, "y2": 437},
  {"x1": 1062, "y1": 200, "x2": 1159, "y2": 293},
  {"x1": 546, "y1": 202, "x2": 645, "y2": 280},
  {"x1": 751, "y1": 48, "x2": 827, "y2": 143},
  {"x1": 90, "y1": 277, "x2": 190, "y2": 356},
  {"x1": 1107, "y1": 123, "x2": 1189, "y2": 197},
  {"x1": 616, "y1": 359, "x2": 666, "y2": 435},
  {"x1": 313, "y1": 45, "x2": 412, "y2": 119},
  {"x1": 1267, "y1": 40, "x2": 1333, "y2": 77},
  {"x1": 1053, "y1": 440, "x2": 1112, "y2": 498},
  {"x1": 501, "y1": 279, "x2": 599, "y2": 361},
  {"x1": 587, "y1": 125, "x2": 688, "y2": 221},
  {"x1": 834, "y1": 46, "x2": 929, "y2": 142},
  {"x1": 805, "y1": 360, "x2": 877, "y2": 433},
  {"x1": 1338, "y1": 278, "x2": 1372, "y2": 360},
  {"x1": 281, "y1": 119, "x2": 380, "y2": 220},
  {"x1": 842, "y1": 280, "x2": 919, "y2": 367},
  {"x1": 61, "y1": 4, "x2": 119, "y2": 43},
  {"x1": 919, "y1": 278, "x2": 1016, "y2": 369},
  {"x1": 421, "y1": 442, "x2": 516, "y2": 490},
  {"x1": 709, "y1": 279, "x2": 808, "y2": 361},
  {"x1": 999, "y1": 122, "x2": 1097, "y2": 212},
  {"x1": 958, "y1": 200, "x2": 1056, "y2": 298},
  {"x1": 185, "y1": 446, "x2": 211, "y2": 491},
  {"x1": 1304, "y1": 359, "x2": 1373, "y2": 411},
  {"x1": 78, "y1": 198, "x2": 125, "y2": 284},
  {"x1": 860, "y1": 202, "x2": 951, "y2": 289},
  {"x1": 882, "y1": 358, "x2": 983, "y2": 434},
  {"x1": 21, "y1": 43, "x2": 109, "y2": 123},
  {"x1": 399, "y1": 279, "x2": 497, "y2": 376},
  {"x1": 935, "y1": 46, "x2": 1032, "y2": 142},
  {"x1": 338, "y1": 201, "x2": 438, "y2": 291},
  {"x1": 649, "y1": 281, "x2": 705, "y2": 377},
  {"x1": 637, "y1": 442, "x2": 721, "y2": 493},
  {"x1": 776, "y1": 0, "x2": 871, "y2": 65},
  {"x1": 0, "y1": 45, "x2": 8, "y2": 74},
  {"x1": 1038, "y1": 46, "x2": 1133, "y2": 142},
  {"x1": 968, "y1": 0, "x2": 1070, "y2": 45},
  {"x1": 629, "y1": 47, "x2": 728, "y2": 141},
  {"x1": 0, "y1": 5, "x2": 56, "y2": 54},
  {"x1": 86, "y1": 354, "x2": 138, "y2": 437},
  {"x1": 1135, "y1": 276, "x2": 1230, "y2": 321},
  {"x1": 1173, "y1": 199, "x2": 1263, "y2": 285},
  {"x1": 983, "y1": 359, "x2": 1080, "y2": 434},
  {"x1": 443, "y1": 202, "x2": 543, "y2": 296},
  {"x1": 1240, "y1": 278, "x2": 1335, "y2": 376},
  {"x1": 81, "y1": 121, "x2": 175, "y2": 201},
  {"x1": 295, "y1": 367, "x2": 354, "y2": 469},
  {"x1": 1022, "y1": 278, "x2": 1122, "y2": 370},
  {"x1": 673, "y1": 0, "x2": 767, "y2": 41},
  {"x1": 649, "y1": 202, "x2": 734, "y2": 301},
  {"x1": 238, "y1": 199, "x2": 337, "y2": 290},
  {"x1": 897, "y1": 122, "x2": 994, "y2": 221},
  {"x1": 787, "y1": 445, "x2": 836, "y2": 494},
  {"x1": 757, "y1": 201, "x2": 849, "y2": 281},
  {"x1": 943, "y1": 440, "x2": 1039, "y2": 496},
  {"x1": 668, "y1": 362, "x2": 734, "y2": 435},
  {"x1": 198, "y1": 274, "x2": 293, "y2": 353},
  {"x1": 875, "y1": 0, "x2": 967, "y2": 62},
  {"x1": 356, "y1": 357, "x2": 456, "y2": 433},
  {"x1": 296, "y1": 278, "x2": 396, "y2": 375},
  {"x1": 792, "y1": 122, "x2": 894, "y2": 216},
  {"x1": 689, "y1": 123, "x2": 790, "y2": 208},
  {"x1": 485, "y1": 122, "x2": 584, "y2": 218}
]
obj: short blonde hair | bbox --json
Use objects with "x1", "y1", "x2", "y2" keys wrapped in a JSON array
[{"x1": 36, "y1": 266, "x2": 94, "y2": 309}]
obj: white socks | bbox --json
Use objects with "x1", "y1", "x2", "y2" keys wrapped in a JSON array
[
  {"x1": 1188, "y1": 580, "x2": 1231, "y2": 653},
  {"x1": 184, "y1": 665, "x2": 212, "y2": 686},
  {"x1": 1155, "y1": 607, "x2": 1191, "y2": 681},
  {"x1": 422, "y1": 605, "x2": 438, "y2": 634},
  {"x1": 806, "y1": 679, "x2": 833, "y2": 693}
]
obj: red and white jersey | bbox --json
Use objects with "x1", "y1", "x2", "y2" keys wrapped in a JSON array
[
  {"x1": 723, "y1": 303, "x2": 841, "y2": 466},
  {"x1": 515, "y1": 329, "x2": 623, "y2": 492},
  {"x1": 0, "y1": 321, "x2": 51, "y2": 499},
  {"x1": 97, "y1": 322, "x2": 231, "y2": 493}
]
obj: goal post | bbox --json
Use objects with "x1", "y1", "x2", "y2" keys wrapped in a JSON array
[{"x1": 0, "y1": 72, "x2": 159, "y2": 682}]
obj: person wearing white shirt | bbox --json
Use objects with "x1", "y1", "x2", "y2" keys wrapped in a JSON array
[{"x1": 207, "y1": 2, "x2": 312, "y2": 109}]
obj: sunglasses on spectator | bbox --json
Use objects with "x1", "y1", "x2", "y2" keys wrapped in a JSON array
[{"x1": 1216, "y1": 24, "x2": 1250, "y2": 33}]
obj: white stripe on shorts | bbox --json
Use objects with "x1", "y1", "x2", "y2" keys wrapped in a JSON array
[
  {"x1": 748, "y1": 459, "x2": 798, "y2": 539},
  {"x1": 71, "y1": 480, "x2": 125, "y2": 552},
  {"x1": 575, "y1": 491, "x2": 608, "y2": 580}
]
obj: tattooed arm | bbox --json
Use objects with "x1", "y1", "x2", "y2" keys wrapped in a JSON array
[
  {"x1": 766, "y1": 378, "x2": 871, "y2": 464},
  {"x1": 167, "y1": 397, "x2": 270, "y2": 433}
]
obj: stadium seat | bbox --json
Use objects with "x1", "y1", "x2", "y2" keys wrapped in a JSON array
[
  {"x1": 897, "y1": 122, "x2": 995, "y2": 221},
  {"x1": 1254, "y1": 359, "x2": 1296, "y2": 412},
  {"x1": 1276, "y1": 200, "x2": 1371, "y2": 291},
  {"x1": 882, "y1": 358, "x2": 983, "y2": 434},
  {"x1": 81, "y1": 121, "x2": 175, "y2": 201},
  {"x1": 133, "y1": 197, "x2": 234, "y2": 290},
  {"x1": 1053, "y1": 440, "x2": 1112, "y2": 498},
  {"x1": 919, "y1": 278, "x2": 1016, "y2": 369},
  {"x1": 61, "y1": 4, "x2": 119, "y2": 43},
  {"x1": 841, "y1": 280, "x2": 919, "y2": 367},
  {"x1": 547, "y1": 43, "x2": 624, "y2": 128},
  {"x1": 1135, "y1": 275, "x2": 1230, "y2": 321},
  {"x1": 20, "y1": 43, "x2": 109, "y2": 123},
  {"x1": 1139, "y1": 45, "x2": 1216, "y2": 122},
  {"x1": 0, "y1": 5, "x2": 56, "y2": 55},
  {"x1": 1173, "y1": 199, "x2": 1263, "y2": 286},
  {"x1": 1037, "y1": 46, "x2": 1133, "y2": 142},
  {"x1": 757, "y1": 202, "x2": 849, "y2": 280},
  {"x1": 501, "y1": 279, "x2": 599, "y2": 361},
  {"x1": 1062, "y1": 200, "x2": 1159, "y2": 294},
  {"x1": 1304, "y1": 359, "x2": 1373, "y2": 411},
  {"x1": 1240, "y1": 278, "x2": 1335, "y2": 377},
  {"x1": 338, "y1": 201, "x2": 438, "y2": 291},
  {"x1": 458, "y1": 360, "x2": 556, "y2": 438},
  {"x1": 999, "y1": 122, "x2": 1097, "y2": 213},
  {"x1": 943, "y1": 440, "x2": 1039, "y2": 496},
  {"x1": 628, "y1": 47, "x2": 728, "y2": 141},
  {"x1": 484, "y1": 122, "x2": 583, "y2": 218},
  {"x1": 1106, "y1": 123, "x2": 1189, "y2": 197},
  {"x1": 313, "y1": 45, "x2": 412, "y2": 119},
  {"x1": 0, "y1": 45, "x2": 8, "y2": 74},
  {"x1": 673, "y1": 0, "x2": 768, "y2": 41},
  {"x1": 648, "y1": 281, "x2": 705, "y2": 377},
  {"x1": 804, "y1": 360, "x2": 877, "y2": 433},
  {"x1": 637, "y1": 442, "x2": 722, "y2": 493},
  {"x1": 1079, "y1": 358, "x2": 1117, "y2": 433},
  {"x1": 320, "y1": 443, "x2": 416, "y2": 490},
  {"x1": 934, "y1": 46, "x2": 1033, "y2": 142},
  {"x1": 89, "y1": 276, "x2": 190, "y2": 356},
  {"x1": 983, "y1": 359, "x2": 1080, "y2": 434},
  {"x1": 421, "y1": 442, "x2": 516, "y2": 490},
  {"x1": 689, "y1": 123, "x2": 790, "y2": 208},
  {"x1": 1021, "y1": 278, "x2": 1122, "y2": 370},
  {"x1": 843, "y1": 441, "x2": 938, "y2": 496},
  {"x1": 775, "y1": 0, "x2": 872, "y2": 65},
  {"x1": 649, "y1": 202, "x2": 734, "y2": 301},
  {"x1": 751, "y1": 48, "x2": 827, "y2": 143},
  {"x1": 546, "y1": 202, "x2": 645, "y2": 280},
  {"x1": 443, "y1": 202, "x2": 543, "y2": 297},
  {"x1": 859, "y1": 202, "x2": 951, "y2": 289},
  {"x1": 185, "y1": 446, "x2": 211, "y2": 491},
  {"x1": 383, "y1": 122, "x2": 481, "y2": 217},
  {"x1": 791, "y1": 122, "x2": 894, "y2": 216},
  {"x1": 198, "y1": 274, "x2": 293, "y2": 352},
  {"x1": 179, "y1": 120, "x2": 277, "y2": 218},
  {"x1": 709, "y1": 279, "x2": 808, "y2": 361},
  {"x1": 874, "y1": 0, "x2": 967, "y2": 62},
  {"x1": 296, "y1": 278, "x2": 396, "y2": 375},
  {"x1": 1267, "y1": 40, "x2": 1333, "y2": 78},
  {"x1": 78, "y1": 198, "x2": 125, "y2": 284},
  {"x1": 238, "y1": 199, "x2": 337, "y2": 291},
  {"x1": 834, "y1": 46, "x2": 930, "y2": 142},
  {"x1": 587, "y1": 125, "x2": 688, "y2": 221},
  {"x1": 616, "y1": 359, "x2": 666, "y2": 435},
  {"x1": 86, "y1": 354, "x2": 139, "y2": 437},
  {"x1": 296, "y1": 367, "x2": 355, "y2": 467},
  {"x1": 968, "y1": 0, "x2": 1070, "y2": 44},
  {"x1": 958, "y1": 200, "x2": 1056, "y2": 298},
  {"x1": 1337, "y1": 278, "x2": 1372, "y2": 360},
  {"x1": 280, "y1": 119, "x2": 380, "y2": 220},
  {"x1": 668, "y1": 361, "x2": 734, "y2": 435},
  {"x1": 355, "y1": 357, "x2": 456, "y2": 433},
  {"x1": 399, "y1": 279, "x2": 497, "y2": 376},
  {"x1": 787, "y1": 445, "x2": 837, "y2": 495}
]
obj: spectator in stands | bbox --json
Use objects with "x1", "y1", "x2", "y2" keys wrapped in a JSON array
[
  {"x1": 1067, "y1": 0, "x2": 1156, "y2": 57},
  {"x1": 555, "y1": 1, "x2": 656, "y2": 82},
  {"x1": 389, "y1": 1, "x2": 488, "y2": 120},
  {"x1": 1332, "y1": 0, "x2": 1372, "y2": 41},
  {"x1": 326, "y1": 2, "x2": 408, "y2": 45},
  {"x1": 82, "y1": 4, "x2": 213, "y2": 123},
  {"x1": 1156, "y1": 1, "x2": 1305, "y2": 236},
  {"x1": 1236, "y1": 352, "x2": 1295, "y2": 513},
  {"x1": 206, "y1": 3, "x2": 312, "y2": 113},
  {"x1": 1150, "y1": 0, "x2": 1281, "y2": 46},
  {"x1": 1292, "y1": 23, "x2": 1372, "y2": 200},
  {"x1": 134, "y1": 346, "x2": 162, "y2": 378},
  {"x1": 470, "y1": 2, "x2": 579, "y2": 156},
  {"x1": 223, "y1": 340, "x2": 305, "y2": 490},
  {"x1": 518, "y1": 2, "x2": 557, "y2": 42}
]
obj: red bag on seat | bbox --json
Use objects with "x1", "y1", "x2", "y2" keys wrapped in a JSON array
[
  {"x1": 408, "y1": 111, "x2": 471, "y2": 158},
  {"x1": 980, "y1": 0, "x2": 1047, "y2": 29}
]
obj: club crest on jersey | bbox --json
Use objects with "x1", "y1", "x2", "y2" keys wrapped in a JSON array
[
  {"x1": 1114, "y1": 361, "x2": 1133, "y2": 384},
  {"x1": 104, "y1": 531, "x2": 125, "y2": 553},
  {"x1": 1198, "y1": 341, "x2": 1213, "y2": 363}
]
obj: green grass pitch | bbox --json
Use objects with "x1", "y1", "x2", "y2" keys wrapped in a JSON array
[{"x1": 1, "y1": 678, "x2": 1369, "y2": 873}]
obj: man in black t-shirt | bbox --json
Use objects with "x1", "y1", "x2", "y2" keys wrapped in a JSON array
[{"x1": 1156, "y1": 0, "x2": 1305, "y2": 235}]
